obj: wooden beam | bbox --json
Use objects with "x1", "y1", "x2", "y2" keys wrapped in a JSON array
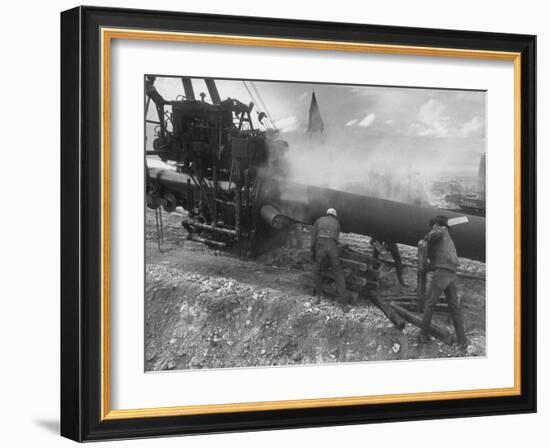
[
  {"x1": 367, "y1": 292, "x2": 406, "y2": 330},
  {"x1": 340, "y1": 257, "x2": 367, "y2": 272},
  {"x1": 390, "y1": 303, "x2": 453, "y2": 344}
]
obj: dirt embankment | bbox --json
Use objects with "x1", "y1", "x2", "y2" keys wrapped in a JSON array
[
  {"x1": 145, "y1": 209, "x2": 486, "y2": 371},
  {"x1": 146, "y1": 266, "x2": 412, "y2": 371}
]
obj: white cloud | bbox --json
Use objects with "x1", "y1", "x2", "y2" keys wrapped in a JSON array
[
  {"x1": 418, "y1": 127, "x2": 435, "y2": 137},
  {"x1": 357, "y1": 113, "x2": 376, "y2": 128},
  {"x1": 297, "y1": 92, "x2": 309, "y2": 101},
  {"x1": 413, "y1": 99, "x2": 485, "y2": 138},
  {"x1": 418, "y1": 99, "x2": 450, "y2": 137},
  {"x1": 385, "y1": 119, "x2": 394, "y2": 125},
  {"x1": 274, "y1": 115, "x2": 300, "y2": 132},
  {"x1": 345, "y1": 118, "x2": 359, "y2": 126},
  {"x1": 458, "y1": 116, "x2": 484, "y2": 137},
  {"x1": 408, "y1": 122, "x2": 433, "y2": 137}
]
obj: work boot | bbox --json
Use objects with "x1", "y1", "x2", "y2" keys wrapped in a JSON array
[
  {"x1": 312, "y1": 288, "x2": 321, "y2": 305},
  {"x1": 420, "y1": 305, "x2": 435, "y2": 336},
  {"x1": 456, "y1": 337, "x2": 469, "y2": 350},
  {"x1": 417, "y1": 333, "x2": 430, "y2": 344},
  {"x1": 339, "y1": 302, "x2": 351, "y2": 314},
  {"x1": 450, "y1": 308, "x2": 467, "y2": 346},
  {"x1": 338, "y1": 293, "x2": 353, "y2": 306},
  {"x1": 347, "y1": 293, "x2": 358, "y2": 306}
]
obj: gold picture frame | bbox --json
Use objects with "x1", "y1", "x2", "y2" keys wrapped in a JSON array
[{"x1": 61, "y1": 6, "x2": 536, "y2": 441}]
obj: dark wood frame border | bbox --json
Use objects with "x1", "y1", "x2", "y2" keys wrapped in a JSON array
[{"x1": 61, "y1": 6, "x2": 536, "y2": 442}]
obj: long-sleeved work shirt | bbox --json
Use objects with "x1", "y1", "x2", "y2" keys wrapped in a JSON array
[
  {"x1": 426, "y1": 226, "x2": 459, "y2": 272},
  {"x1": 311, "y1": 215, "x2": 341, "y2": 252}
]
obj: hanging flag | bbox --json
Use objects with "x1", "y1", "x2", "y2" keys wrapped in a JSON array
[{"x1": 307, "y1": 92, "x2": 324, "y2": 135}]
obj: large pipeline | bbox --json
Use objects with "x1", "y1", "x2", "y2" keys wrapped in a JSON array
[
  {"x1": 148, "y1": 167, "x2": 236, "y2": 194},
  {"x1": 148, "y1": 168, "x2": 486, "y2": 262},
  {"x1": 265, "y1": 181, "x2": 486, "y2": 262}
]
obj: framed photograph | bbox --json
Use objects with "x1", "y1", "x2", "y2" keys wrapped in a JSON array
[{"x1": 61, "y1": 6, "x2": 536, "y2": 442}]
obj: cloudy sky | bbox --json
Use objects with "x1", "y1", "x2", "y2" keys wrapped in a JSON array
[{"x1": 147, "y1": 76, "x2": 486, "y2": 188}]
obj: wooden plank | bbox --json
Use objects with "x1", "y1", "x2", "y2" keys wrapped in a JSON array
[
  {"x1": 390, "y1": 303, "x2": 453, "y2": 344},
  {"x1": 365, "y1": 280, "x2": 379, "y2": 288},
  {"x1": 321, "y1": 272, "x2": 367, "y2": 291},
  {"x1": 320, "y1": 284, "x2": 358, "y2": 303},
  {"x1": 367, "y1": 292, "x2": 406, "y2": 330},
  {"x1": 397, "y1": 302, "x2": 450, "y2": 314},
  {"x1": 340, "y1": 247, "x2": 379, "y2": 264},
  {"x1": 385, "y1": 295, "x2": 445, "y2": 303},
  {"x1": 340, "y1": 257, "x2": 367, "y2": 272},
  {"x1": 380, "y1": 258, "x2": 486, "y2": 281}
]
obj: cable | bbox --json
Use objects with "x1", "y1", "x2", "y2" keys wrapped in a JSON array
[
  {"x1": 242, "y1": 81, "x2": 277, "y2": 130},
  {"x1": 242, "y1": 80, "x2": 255, "y2": 104},
  {"x1": 250, "y1": 82, "x2": 277, "y2": 129}
]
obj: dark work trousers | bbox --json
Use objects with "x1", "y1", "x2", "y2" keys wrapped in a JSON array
[
  {"x1": 314, "y1": 238, "x2": 347, "y2": 302},
  {"x1": 372, "y1": 241, "x2": 406, "y2": 285},
  {"x1": 386, "y1": 242, "x2": 406, "y2": 284},
  {"x1": 420, "y1": 268, "x2": 467, "y2": 344}
]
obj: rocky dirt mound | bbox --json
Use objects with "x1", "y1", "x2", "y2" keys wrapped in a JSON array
[
  {"x1": 145, "y1": 209, "x2": 486, "y2": 371},
  {"x1": 145, "y1": 265, "x2": 484, "y2": 371}
]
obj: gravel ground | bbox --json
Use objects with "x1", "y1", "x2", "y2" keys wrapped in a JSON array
[{"x1": 145, "y1": 209, "x2": 486, "y2": 371}]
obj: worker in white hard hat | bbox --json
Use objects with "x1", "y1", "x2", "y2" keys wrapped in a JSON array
[{"x1": 311, "y1": 208, "x2": 348, "y2": 305}]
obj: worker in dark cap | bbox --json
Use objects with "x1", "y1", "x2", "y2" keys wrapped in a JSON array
[
  {"x1": 418, "y1": 215, "x2": 468, "y2": 347},
  {"x1": 311, "y1": 208, "x2": 348, "y2": 305}
]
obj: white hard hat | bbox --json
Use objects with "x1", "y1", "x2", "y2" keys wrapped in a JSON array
[{"x1": 326, "y1": 208, "x2": 337, "y2": 217}]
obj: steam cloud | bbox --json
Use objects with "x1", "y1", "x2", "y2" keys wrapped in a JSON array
[{"x1": 280, "y1": 128, "x2": 484, "y2": 207}]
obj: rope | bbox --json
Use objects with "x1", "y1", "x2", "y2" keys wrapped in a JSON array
[
  {"x1": 250, "y1": 82, "x2": 278, "y2": 129},
  {"x1": 242, "y1": 81, "x2": 277, "y2": 130},
  {"x1": 242, "y1": 80, "x2": 257, "y2": 109}
]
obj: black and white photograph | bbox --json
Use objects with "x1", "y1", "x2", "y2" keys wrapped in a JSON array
[
  {"x1": 0, "y1": 0, "x2": 543, "y2": 444},
  {"x1": 144, "y1": 76, "x2": 487, "y2": 371}
]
